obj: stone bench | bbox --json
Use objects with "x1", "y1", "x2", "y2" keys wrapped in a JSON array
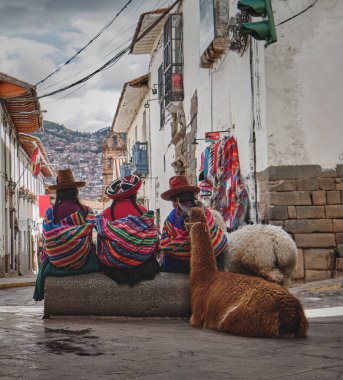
[{"x1": 44, "y1": 272, "x2": 191, "y2": 318}]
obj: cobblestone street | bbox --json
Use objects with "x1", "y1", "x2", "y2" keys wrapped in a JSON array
[{"x1": 0, "y1": 282, "x2": 342, "y2": 380}]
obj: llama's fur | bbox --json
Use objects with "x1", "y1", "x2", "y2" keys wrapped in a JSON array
[
  {"x1": 224, "y1": 224, "x2": 297, "y2": 288},
  {"x1": 188, "y1": 207, "x2": 308, "y2": 338},
  {"x1": 195, "y1": 201, "x2": 297, "y2": 288}
]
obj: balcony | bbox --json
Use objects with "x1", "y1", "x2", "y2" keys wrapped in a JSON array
[
  {"x1": 132, "y1": 142, "x2": 149, "y2": 176},
  {"x1": 164, "y1": 66, "x2": 184, "y2": 109}
]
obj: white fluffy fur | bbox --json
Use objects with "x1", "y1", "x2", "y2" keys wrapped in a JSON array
[
  {"x1": 223, "y1": 224, "x2": 297, "y2": 287},
  {"x1": 195, "y1": 202, "x2": 297, "y2": 287}
]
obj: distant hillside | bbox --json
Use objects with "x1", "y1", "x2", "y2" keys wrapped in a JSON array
[
  {"x1": 41, "y1": 121, "x2": 110, "y2": 154},
  {"x1": 34, "y1": 121, "x2": 110, "y2": 200}
]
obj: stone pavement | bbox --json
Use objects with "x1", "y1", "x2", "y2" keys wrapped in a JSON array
[{"x1": 0, "y1": 277, "x2": 342, "y2": 379}]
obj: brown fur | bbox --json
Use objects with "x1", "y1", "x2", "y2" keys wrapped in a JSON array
[{"x1": 189, "y1": 207, "x2": 309, "y2": 338}]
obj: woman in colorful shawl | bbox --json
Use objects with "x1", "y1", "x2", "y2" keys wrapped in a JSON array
[
  {"x1": 160, "y1": 176, "x2": 228, "y2": 273},
  {"x1": 33, "y1": 169, "x2": 100, "y2": 301},
  {"x1": 96, "y1": 174, "x2": 160, "y2": 285}
]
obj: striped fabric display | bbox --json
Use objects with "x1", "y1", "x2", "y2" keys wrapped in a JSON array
[
  {"x1": 43, "y1": 206, "x2": 96, "y2": 270},
  {"x1": 160, "y1": 209, "x2": 228, "y2": 260},
  {"x1": 96, "y1": 211, "x2": 159, "y2": 269}
]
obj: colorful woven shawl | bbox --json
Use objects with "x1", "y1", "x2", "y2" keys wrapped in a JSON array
[
  {"x1": 42, "y1": 206, "x2": 96, "y2": 270},
  {"x1": 160, "y1": 208, "x2": 228, "y2": 260},
  {"x1": 96, "y1": 211, "x2": 159, "y2": 269}
]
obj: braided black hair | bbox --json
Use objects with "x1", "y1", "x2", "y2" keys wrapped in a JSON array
[{"x1": 53, "y1": 187, "x2": 85, "y2": 220}]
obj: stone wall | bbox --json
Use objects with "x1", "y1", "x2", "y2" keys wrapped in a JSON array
[{"x1": 257, "y1": 165, "x2": 343, "y2": 282}]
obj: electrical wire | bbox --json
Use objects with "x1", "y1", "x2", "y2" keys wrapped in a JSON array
[
  {"x1": 36, "y1": 0, "x2": 135, "y2": 86},
  {"x1": 4, "y1": 0, "x2": 182, "y2": 102},
  {"x1": 37, "y1": 0, "x2": 166, "y2": 92}
]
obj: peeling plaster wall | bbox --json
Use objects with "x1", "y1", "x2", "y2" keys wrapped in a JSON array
[{"x1": 265, "y1": 0, "x2": 343, "y2": 169}]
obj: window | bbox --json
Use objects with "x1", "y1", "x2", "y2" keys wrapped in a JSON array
[
  {"x1": 163, "y1": 14, "x2": 184, "y2": 107},
  {"x1": 132, "y1": 142, "x2": 149, "y2": 176},
  {"x1": 158, "y1": 64, "x2": 165, "y2": 129}
]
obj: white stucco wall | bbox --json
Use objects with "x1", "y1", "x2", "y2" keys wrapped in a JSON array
[
  {"x1": 265, "y1": 0, "x2": 343, "y2": 169},
  {"x1": 139, "y1": 0, "x2": 261, "y2": 223}
]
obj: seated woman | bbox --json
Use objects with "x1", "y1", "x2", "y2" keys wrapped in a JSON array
[
  {"x1": 160, "y1": 175, "x2": 228, "y2": 273},
  {"x1": 96, "y1": 174, "x2": 160, "y2": 285},
  {"x1": 33, "y1": 169, "x2": 100, "y2": 301}
]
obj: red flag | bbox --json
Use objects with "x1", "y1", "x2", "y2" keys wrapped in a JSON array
[
  {"x1": 31, "y1": 147, "x2": 41, "y2": 177},
  {"x1": 33, "y1": 162, "x2": 41, "y2": 177},
  {"x1": 31, "y1": 147, "x2": 39, "y2": 163},
  {"x1": 38, "y1": 195, "x2": 50, "y2": 218}
]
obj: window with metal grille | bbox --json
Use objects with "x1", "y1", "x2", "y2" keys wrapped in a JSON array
[
  {"x1": 132, "y1": 141, "x2": 149, "y2": 176},
  {"x1": 163, "y1": 14, "x2": 183, "y2": 108}
]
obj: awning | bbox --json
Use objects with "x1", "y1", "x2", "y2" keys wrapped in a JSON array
[
  {"x1": 130, "y1": 9, "x2": 168, "y2": 55},
  {"x1": 112, "y1": 74, "x2": 149, "y2": 132},
  {"x1": 19, "y1": 134, "x2": 55, "y2": 177},
  {"x1": 0, "y1": 72, "x2": 43, "y2": 133}
]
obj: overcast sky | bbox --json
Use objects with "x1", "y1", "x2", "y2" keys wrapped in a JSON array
[{"x1": 0, "y1": 0, "x2": 169, "y2": 132}]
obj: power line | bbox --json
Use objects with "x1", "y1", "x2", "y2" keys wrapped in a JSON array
[
  {"x1": 4, "y1": 0, "x2": 182, "y2": 102},
  {"x1": 36, "y1": 0, "x2": 135, "y2": 86}
]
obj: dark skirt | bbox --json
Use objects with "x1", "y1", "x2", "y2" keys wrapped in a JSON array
[{"x1": 101, "y1": 255, "x2": 161, "y2": 286}]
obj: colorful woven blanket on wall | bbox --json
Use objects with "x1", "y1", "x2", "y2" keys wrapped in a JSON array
[
  {"x1": 42, "y1": 206, "x2": 96, "y2": 270},
  {"x1": 160, "y1": 208, "x2": 228, "y2": 260},
  {"x1": 96, "y1": 211, "x2": 159, "y2": 269}
]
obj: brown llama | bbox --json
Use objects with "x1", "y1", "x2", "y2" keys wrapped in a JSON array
[{"x1": 188, "y1": 207, "x2": 309, "y2": 338}]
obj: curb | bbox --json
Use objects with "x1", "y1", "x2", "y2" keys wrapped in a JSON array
[{"x1": 0, "y1": 281, "x2": 35, "y2": 289}]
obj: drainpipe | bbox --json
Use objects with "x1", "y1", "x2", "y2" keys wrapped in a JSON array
[{"x1": 249, "y1": 40, "x2": 258, "y2": 223}]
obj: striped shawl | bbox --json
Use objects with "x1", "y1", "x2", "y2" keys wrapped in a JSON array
[
  {"x1": 96, "y1": 211, "x2": 159, "y2": 269},
  {"x1": 42, "y1": 206, "x2": 96, "y2": 270},
  {"x1": 161, "y1": 208, "x2": 228, "y2": 260}
]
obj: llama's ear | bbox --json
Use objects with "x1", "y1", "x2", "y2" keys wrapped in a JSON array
[
  {"x1": 178, "y1": 203, "x2": 191, "y2": 216},
  {"x1": 195, "y1": 200, "x2": 205, "y2": 209}
]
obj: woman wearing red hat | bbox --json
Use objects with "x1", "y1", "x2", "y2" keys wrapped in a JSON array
[
  {"x1": 96, "y1": 174, "x2": 160, "y2": 285},
  {"x1": 102, "y1": 174, "x2": 147, "y2": 221},
  {"x1": 160, "y1": 175, "x2": 228, "y2": 273}
]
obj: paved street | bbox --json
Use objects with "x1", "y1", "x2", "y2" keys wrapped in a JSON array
[{"x1": 0, "y1": 282, "x2": 343, "y2": 380}]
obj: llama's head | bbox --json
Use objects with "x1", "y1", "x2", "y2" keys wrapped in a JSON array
[{"x1": 188, "y1": 207, "x2": 207, "y2": 224}]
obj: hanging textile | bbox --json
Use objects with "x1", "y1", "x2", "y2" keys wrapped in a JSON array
[{"x1": 200, "y1": 135, "x2": 249, "y2": 229}]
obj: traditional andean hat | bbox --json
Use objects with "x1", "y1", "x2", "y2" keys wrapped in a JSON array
[
  {"x1": 160, "y1": 175, "x2": 200, "y2": 201},
  {"x1": 48, "y1": 168, "x2": 86, "y2": 191},
  {"x1": 106, "y1": 174, "x2": 142, "y2": 200}
]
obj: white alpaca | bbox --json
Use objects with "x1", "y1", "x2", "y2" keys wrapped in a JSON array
[
  {"x1": 195, "y1": 201, "x2": 297, "y2": 287},
  {"x1": 224, "y1": 224, "x2": 297, "y2": 287}
]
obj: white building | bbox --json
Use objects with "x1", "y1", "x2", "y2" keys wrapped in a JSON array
[
  {"x1": 111, "y1": 1, "x2": 343, "y2": 280},
  {"x1": 0, "y1": 73, "x2": 54, "y2": 276}
]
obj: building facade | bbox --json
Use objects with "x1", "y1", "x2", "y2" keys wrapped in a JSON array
[
  {"x1": 0, "y1": 73, "x2": 54, "y2": 276},
  {"x1": 110, "y1": 0, "x2": 343, "y2": 281}
]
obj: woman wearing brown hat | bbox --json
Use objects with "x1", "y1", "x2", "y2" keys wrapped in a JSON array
[
  {"x1": 33, "y1": 169, "x2": 100, "y2": 301},
  {"x1": 48, "y1": 168, "x2": 88, "y2": 222},
  {"x1": 95, "y1": 174, "x2": 160, "y2": 285},
  {"x1": 160, "y1": 175, "x2": 228, "y2": 273}
]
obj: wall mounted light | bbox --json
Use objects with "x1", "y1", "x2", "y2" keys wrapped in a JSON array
[{"x1": 151, "y1": 84, "x2": 158, "y2": 95}]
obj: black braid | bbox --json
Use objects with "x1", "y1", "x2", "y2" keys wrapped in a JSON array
[
  {"x1": 110, "y1": 200, "x2": 118, "y2": 220},
  {"x1": 129, "y1": 195, "x2": 144, "y2": 215},
  {"x1": 53, "y1": 187, "x2": 85, "y2": 219}
]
